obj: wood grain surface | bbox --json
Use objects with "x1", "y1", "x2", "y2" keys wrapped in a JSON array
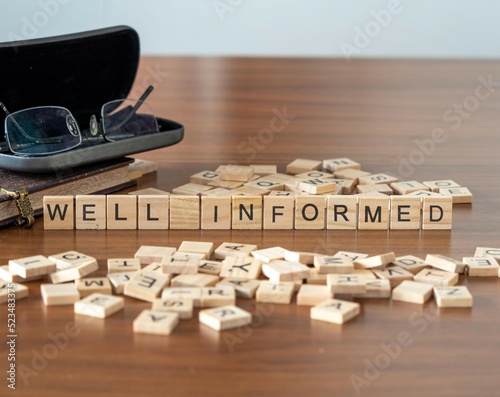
[{"x1": 1, "y1": 56, "x2": 500, "y2": 397}]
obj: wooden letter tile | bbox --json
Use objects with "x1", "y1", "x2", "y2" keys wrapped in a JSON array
[
  {"x1": 256, "y1": 281, "x2": 295, "y2": 304},
  {"x1": 474, "y1": 247, "x2": 500, "y2": 260},
  {"x1": 433, "y1": 286, "x2": 473, "y2": 308},
  {"x1": 232, "y1": 195, "x2": 262, "y2": 229},
  {"x1": 172, "y1": 183, "x2": 213, "y2": 195},
  {"x1": 107, "y1": 271, "x2": 137, "y2": 294},
  {"x1": 352, "y1": 279, "x2": 391, "y2": 298},
  {"x1": 390, "y1": 195, "x2": 422, "y2": 230},
  {"x1": 310, "y1": 299, "x2": 360, "y2": 324},
  {"x1": 359, "y1": 173, "x2": 398, "y2": 185},
  {"x1": 151, "y1": 298, "x2": 194, "y2": 319},
  {"x1": 390, "y1": 181, "x2": 429, "y2": 195},
  {"x1": 286, "y1": 158, "x2": 322, "y2": 175},
  {"x1": 463, "y1": 257, "x2": 499, "y2": 276},
  {"x1": 107, "y1": 258, "x2": 141, "y2": 273},
  {"x1": 327, "y1": 195, "x2": 357, "y2": 230},
  {"x1": 296, "y1": 284, "x2": 332, "y2": 306},
  {"x1": 295, "y1": 195, "x2": 326, "y2": 230},
  {"x1": 178, "y1": 241, "x2": 214, "y2": 259},
  {"x1": 75, "y1": 277, "x2": 112, "y2": 297},
  {"x1": 327, "y1": 274, "x2": 367, "y2": 295},
  {"x1": 391, "y1": 281, "x2": 433, "y2": 304},
  {"x1": 0, "y1": 282, "x2": 28, "y2": 303},
  {"x1": 106, "y1": 195, "x2": 137, "y2": 229},
  {"x1": 214, "y1": 242, "x2": 257, "y2": 259},
  {"x1": 134, "y1": 246, "x2": 177, "y2": 265},
  {"x1": 162, "y1": 253, "x2": 205, "y2": 274},
  {"x1": 171, "y1": 274, "x2": 219, "y2": 288},
  {"x1": 438, "y1": 187, "x2": 472, "y2": 204},
  {"x1": 199, "y1": 305, "x2": 252, "y2": 331},
  {"x1": 322, "y1": 158, "x2": 361, "y2": 172},
  {"x1": 216, "y1": 278, "x2": 261, "y2": 299},
  {"x1": 422, "y1": 180, "x2": 461, "y2": 192},
  {"x1": 161, "y1": 287, "x2": 202, "y2": 307},
  {"x1": 169, "y1": 195, "x2": 200, "y2": 229},
  {"x1": 124, "y1": 270, "x2": 171, "y2": 302},
  {"x1": 372, "y1": 266, "x2": 414, "y2": 288},
  {"x1": 314, "y1": 255, "x2": 354, "y2": 274},
  {"x1": 263, "y1": 194, "x2": 295, "y2": 230},
  {"x1": 200, "y1": 286, "x2": 236, "y2": 307},
  {"x1": 357, "y1": 193, "x2": 390, "y2": 230},
  {"x1": 198, "y1": 260, "x2": 223, "y2": 275},
  {"x1": 75, "y1": 195, "x2": 106, "y2": 230},
  {"x1": 393, "y1": 255, "x2": 427, "y2": 275},
  {"x1": 41, "y1": 283, "x2": 80, "y2": 306},
  {"x1": 219, "y1": 165, "x2": 254, "y2": 182},
  {"x1": 201, "y1": 196, "x2": 231, "y2": 230},
  {"x1": 138, "y1": 195, "x2": 169, "y2": 230},
  {"x1": 425, "y1": 254, "x2": 466, "y2": 274},
  {"x1": 413, "y1": 269, "x2": 458, "y2": 286},
  {"x1": 133, "y1": 310, "x2": 180, "y2": 335},
  {"x1": 262, "y1": 260, "x2": 310, "y2": 283},
  {"x1": 190, "y1": 170, "x2": 221, "y2": 185},
  {"x1": 74, "y1": 293, "x2": 124, "y2": 318},
  {"x1": 43, "y1": 196, "x2": 74, "y2": 229},
  {"x1": 9, "y1": 255, "x2": 56, "y2": 278},
  {"x1": 49, "y1": 260, "x2": 98, "y2": 284},
  {"x1": 354, "y1": 252, "x2": 395, "y2": 270},
  {"x1": 422, "y1": 195, "x2": 452, "y2": 230},
  {"x1": 251, "y1": 246, "x2": 286, "y2": 263}
]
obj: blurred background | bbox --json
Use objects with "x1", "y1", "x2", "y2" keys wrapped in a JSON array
[{"x1": 1, "y1": 0, "x2": 499, "y2": 59}]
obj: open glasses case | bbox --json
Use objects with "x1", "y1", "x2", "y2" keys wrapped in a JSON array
[{"x1": 0, "y1": 26, "x2": 183, "y2": 173}]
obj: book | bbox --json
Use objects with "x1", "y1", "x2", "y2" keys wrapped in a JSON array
[{"x1": 0, "y1": 157, "x2": 136, "y2": 228}]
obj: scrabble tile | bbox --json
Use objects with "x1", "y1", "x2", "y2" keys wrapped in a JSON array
[
  {"x1": 44, "y1": 195, "x2": 74, "y2": 229},
  {"x1": 0, "y1": 282, "x2": 28, "y2": 303},
  {"x1": 413, "y1": 269, "x2": 458, "y2": 287},
  {"x1": 439, "y1": 187, "x2": 473, "y2": 204},
  {"x1": 219, "y1": 165, "x2": 254, "y2": 182},
  {"x1": 262, "y1": 260, "x2": 310, "y2": 283},
  {"x1": 393, "y1": 255, "x2": 427, "y2": 275},
  {"x1": 256, "y1": 281, "x2": 295, "y2": 304},
  {"x1": 296, "y1": 284, "x2": 332, "y2": 306},
  {"x1": 169, "y1": 195, "x2": 200, "y2": 229},
  {"x1": 359, "y1": 173, "x2": 398, "y2": 185},
  {"x1": 127, "y1": 159, "x2": 157, "y2": 178},
  {"x1": 133, "y1": 310, "x2": 180, "y2": 335},
  {"x1": 474, "y1": 247, "x2": 500, "y2": 260},
  {"x1": 357, "y1": 193, "x2": 390, "y2": 230},
  {"x1": 296, "y1": 171, "x2": 334, "y2": 179},
  {"x1": 198, "y1": 260, "x2": 223, "y2": 275},
  {"x1": 138, "y1": 195, "x2": 169, "y2": 230},
  {"x1": 425, "y1": 254, "x2": 466, "y2": 274},
  {"x1": 390, "y1": 181, "x2": 429, "y2": 195},
  {"x1": 310, "y1": 299, "x2": 360, "y2": 324},
  {"x1": 463, "y1": 257, "x2": 499, "y2": 276},
  {"x1": 329, "y1": 179, "x2": 357, "y2": 195},
  {"x1": 172, "y1": 183, "x2": 213, "y2": 195},
  {"x1": 372, "y1": 266, "x2": 414, "y2": 288},
  {"x1": 178, "y1": 241, "x2": 214, "y2": 259},
  {"x1": 214, "y1": 242, "x2": 257, "y2": 260},
  {"x1": 327, "y1": 274, "x2": 367, "y2": 295},
  {"x1": 284, "y1": 250, "x2": 317, "y2": 265},
  {"x1": 250, "y1": 165, "x2": 277, "y2": 176},
  {"x1": 135, "y1": 246, "x2": 177, "y2": 265},
  {"x1": 244, "y1": 178, "x2": 284, "y2": 192},
  {"x1": 433, "y1": 286, "x2": 473, "y2": 308},
  {"x1": 391, "y1": 281, "x2": 433, "y2": 304},
  {"x1": 286, "y1": 159, "x2": 322, "y2": 175},
  {"x1": 0, "y1": 265, "x2": 44, "y2": 283},
  {"x1": 124, "y1": 270, "x2": 171, "y2": 302},
  {"x1": 162, "y1": 252, "x2": 205, "y2": 274},
  {"x1": 151, "y1": 298, "x2": 194, "y2": 319},
  {"x1": 106, "y1": 195, "x2": 137, "y2": 229},
  {"x1": 406, "y1": 190, "x2": 444, "y2": 198},
  {"x1": 200, "y1": 286, "x2": 236, "y2": 307},
  {"x1": 232, "y1": 195, "x2": 262, "y2": 229},
  {"x1": 141, "y1": 263, "x2": 164, "y2": 274},
  {"x1": 422, "y1": 195, "x2": 452, "y2": 230},
  {"x1": 49, "y1": 261, "x2": 99, "y2": 284},
  {"x1": 201, "y1": 196, "x2": 231, "y2": 229},
  {"x1": 199, "y1": 305, "x2": 252, "y2": 331},
  {"x1": 314, "y1": 255, "x2": 354, "y2": 274},
  {"x1": 74, "y1": 293, "x2": 124, "y2": 318},
  {"x1": 352, "y1": 279, "x2": 391, "y2": 298},
  {"x1": 356, "y1": 184, "x2": 393, "y2": 195},
  {"x1": 208, "y1": 179, "x2": 244, "y2": 189},
  {"x1": 220, "y1": 256, "x2": 262, "y2": 279},
  {"x1": 107, "y1": 258, "x2": 141, "y2": 273},
  {"x1": 322, "y1": 158, "x2": 361, "y2": 172},
  {"x1": 189, "y1": 170, "x2": 221, "y2": 185},
  {"x1": 216, "y1": 278, "x2": 261, "y2": 299},
  {"x1": 263, "y1": 194, "x2": 295, "y2": 229},
  {"x1": 202, "y1": 188, "x2": 233, "y2": 197},
  {"x1": 128, "y1": 188, "x2": 169, "y2": 196},
  {"x1": 423, "y1": 180, "x2": 461, "y2": 193},
  {"x1": 49, "y1": 251, "x2": 96, "y2": 270},
  {"x1": 41, "y1": 283, "x2": 80, "y2": 306},
  {"x1": 107, "y1": 271, "x2": 137, "y2": 294},
  {"x1": 306, "y1": 268, "x2": 328, "y2": 285},
  {"x1": 171, "y1": 274, "x2": 219, "y2": 288},
  {"x1": 9, "y1": 255, "x2": 56, "y2": 278},
  {"x1": 161, "y1": 287, "x2": 202, "y2": 307},
  {"x1": 75, "y1": 277, "x2": 112, "y2": 297},
  {"x1": 251, "y1": 247, "x2": 286, "y2": 263},
  {"x1": 327, "y1": 195, "x2": 358, "y2": 230},
  {"x1": 335, "y1": 251, "x2": 369, "y2": 262},
  {"x1": 389, "y1": 195, "x2": 422, "y2": 230},
  {"x1": 353, "y1": 269, "x2": 377, "y2": 279},
  {"x1": 297, "y1": 179, "x2": 340, "y2": 195},
  {"x1": 333, "y1": 168, "x2": 371, "y2": 181},
  {"x1": 354, "y1": 252, "x2": 396, "y2": 270},
  {"x1": 75, "y1": 195, "x2": 106, "y2": 229},
  {"x1": 232, "y1": 185, "x2": 270, "y2": 196},
  {"x1": 295, "y1": 195, "x2": 326, "y2": 229}
]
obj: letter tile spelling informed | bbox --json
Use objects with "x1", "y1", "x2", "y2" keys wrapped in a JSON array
[
  {"x1": 106, "y1": 195, "x2": 137, "y2": 229},
  {"x1": 151, "y1": 298, "x2": 194, "y2": 320},
  {"x1": 133, "y1": 310, "x2": 180, "y2": 335},
  {"x1": 216, "y1": 278, "x2": 261, "y2": 299},
  {"x1": 389, "y1": 195, "x2": 422, "y2": 230},
  {"x1": 327, "y1": 195, "x2": 357, "y2": 230},
  {"x1": 372, "y1": 266, "x2": 414, "y2": 288},
  {"x1": 393, "y1": 255, "x2": 428, "y2": 275},
  {"x1": 214, "y1": 242, "x2": 257, "y2": 260},
  {"x1": 256, "y1": 281, "x2": 295, "y2": 304},
  {"x1": 124, "y1": 270, "x2": 171, "y2": 302},
  {"x1": 357, "y1": 192, "x2": 390, "y2": 230},
  {"x1": 107, "y1": 271, "x2": 138, "y2": 294},
  {"x1": 433, "y1": 286, "x2": 473, "y2": 308},
  {"x1": 107, "y1": 258, "x2": 141, "y2": 273},
  {"x1": 425, "y1": 254, "x2": 466, "y2": 274},
  {"x1": 200, "y1": 286, "x2": 236, "y2": 308},
  {"x1": 262, "y1": 260, "x2": 310, "y2": 283},
  {"x1": 161, "y1": 288, "x2": 202, "y2": 307},
  {"x1": 198, "y1": 260, "x2": 223, "y2": 275},
  {"x1": 75, "y1": 195, "x2": 106, "y2": 230},
  {"x1": 296, "y1": 284, "x2": 332, "y2": 306},
  {"x1": 201, "y1": 196, "x2": 231, "y2": 230},
  {"x1": 232, "y1": 195, "x2": 262, "y2": 229},
  {"x1": 75, "y1": 277, "x2": 112, "y2": 297},
  {"x1": 391, "y1": 281, "x2": 434, "y2": 304},
  {"x1": 295, "y1": 195, "x2": 326, "y2": 230},
  {"x1": 422, "y1": 195, "x2": 453, "y2": 230},
  {"x1": 41, "y1": 283, "x2": 80, "y2": 306},
  {"x1": 134, "y1": 246, "x2": 177, "y2": 265},
  {"x1": 169, "y1": 195, "x2": 200, "y2": 229},
  {"x1": 463, "y1": 257, "x2": 499, "y2": 277},
  {"x1": 138, "y1": 195, "x2": 169, "y2": 230},
  {"x1": 199, "y1": 305, "x2": 252, "y2": 331},
  {"x1": 171, "y1": 274, "x2": 219, "y2": 288},
  {"x1": 178, "y1": 241, "x2": 214, "y2": 259},
  {"x1": 74, "y1": 293, "x2": 124, "y2": 318},
  {"x1": 413, "y1": 269, "x2": 458, "y2": 287},
  {"x1": 43, "y1": 196, "x2": 74, "y2": 229},
  {"x1": 310, "y1": 299, "x2": 360, "y2": 325},
  {"x1": 314, "y1": 255, "x2": 354, "y2": 274},
  {"x1": 9, "y1": 255, "x2": 56, "y2": 278},
  {"x1": 263, "y1": 192, "x2": 295, "y2": 230},
  {"x1": 0, "y1": 282, "x2": 28, "y2": 303},
  {"x1": 162, "y1": 253, "x2": 205, "y2": 274}
]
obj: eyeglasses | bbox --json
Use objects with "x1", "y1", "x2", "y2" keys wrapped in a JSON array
[{"x1": 0, "y1": 85, "x2": 159, "y2": 156}]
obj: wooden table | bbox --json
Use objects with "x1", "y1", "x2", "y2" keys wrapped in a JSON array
[{"x1": 2, "y1": 57, "x2": 500, "y2": 397}]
